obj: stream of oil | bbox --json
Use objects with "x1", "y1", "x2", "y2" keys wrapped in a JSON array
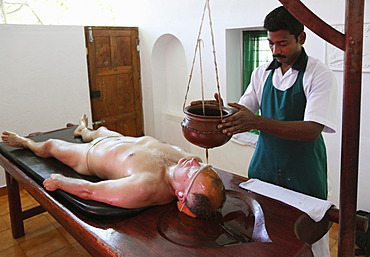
[{"x1": 205, "y1": 148, "x2": 209, "y2": 164}]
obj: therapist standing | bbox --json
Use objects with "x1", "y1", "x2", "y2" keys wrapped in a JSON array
[{"x1": 218, "y1": 6, "x2": 337, "y2": 257}]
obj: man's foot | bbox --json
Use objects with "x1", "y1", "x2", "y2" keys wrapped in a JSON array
[
  {"x1": 1, "y1": 131, "x2": 30, "y2": 148},
  {"x1": 74, "y1": 114, "x2": 89, "y2": 137}
]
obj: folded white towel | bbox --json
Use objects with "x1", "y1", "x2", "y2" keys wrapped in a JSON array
[
  {"x1": 231, "y1": 132, "x2": 258, "y2": 147},
  {"x1": 239, "y1": 179, "x2": 333, "y2": 222}
]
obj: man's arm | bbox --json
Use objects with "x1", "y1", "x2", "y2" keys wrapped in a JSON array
[
  {"x1": 43, "y1": 174, "x2": 161, "y2": 209},
  {"x1": 218, "y1": 103, "x2": 323, "y2": 142}
]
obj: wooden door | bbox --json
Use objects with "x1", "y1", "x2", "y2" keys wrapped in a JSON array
[{"x1": 84, "y1": 26, "x2": 144, "y2": 136}]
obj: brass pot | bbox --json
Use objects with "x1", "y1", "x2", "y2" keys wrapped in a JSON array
[{"x1": 181, "y1": 103, "x2": 237, "y2": 149}]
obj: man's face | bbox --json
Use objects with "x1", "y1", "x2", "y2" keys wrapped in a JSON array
[
  {"x1": 174, "y1": 160, "x2": 224, "y2": 218},
  {"x1": 174, "y1": 158, "x2": 202, "y2": 186},
  {"x1": 174, "y1": 158, "x2": 203, "y2": 217},
  {"x1": 267, "y1": 30, "x2": 305, "y2": 67}
]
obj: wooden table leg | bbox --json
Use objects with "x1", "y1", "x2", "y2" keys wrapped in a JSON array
[{"x1": 5, "y1": 171, "x2": 25, "y2": 238}]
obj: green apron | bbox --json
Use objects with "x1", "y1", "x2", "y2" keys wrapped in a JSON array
[{"x1": 248, "y1": 58, "x2": 327, "y2": 200}]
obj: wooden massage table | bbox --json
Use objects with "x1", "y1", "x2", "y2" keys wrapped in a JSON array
[{"x1": 1, "y1": 126, "x2": 348, "y2": 257}]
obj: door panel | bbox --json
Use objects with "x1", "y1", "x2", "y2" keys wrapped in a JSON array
[{"x1": 85, "y1": 27, "x2": 143, "y2": 136}]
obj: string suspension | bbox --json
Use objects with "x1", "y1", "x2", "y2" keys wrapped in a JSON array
[{"x1": 182, "y1": 0, "x2": 223, "y2": 118}]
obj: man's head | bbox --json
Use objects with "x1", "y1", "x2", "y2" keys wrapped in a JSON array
[
  {"x1": 174, "y1": 159, "x2": 226, "y2": 218},
  {"x1": 263, "y1": 6, "x2": 306, "y2": 67},
  {"x1": 264, "y1": 6, "x2": 303, "y2": 40}
]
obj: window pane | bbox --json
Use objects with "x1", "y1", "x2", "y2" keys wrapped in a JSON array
[
  {"x1": 242, "y1": 30, "x2": 273, "y2": 135},
  {"x1": 242, "y1": 30, "x2": 272, "y2": 92}
]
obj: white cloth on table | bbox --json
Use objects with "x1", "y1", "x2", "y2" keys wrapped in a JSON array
[
  {"x1": 312, "y1": 233, "x2": 330, "y2": 257},
  {"x1": 239, "y1": 179, "x2": 332, "y2": 257},
  {"x1": 239, "y1": 179, "x2": 333, "y2": 222}
]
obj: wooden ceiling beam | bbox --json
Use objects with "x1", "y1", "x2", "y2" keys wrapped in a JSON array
[{"x1": 279, "y1": 0, "x2": 346, "y2": 50}]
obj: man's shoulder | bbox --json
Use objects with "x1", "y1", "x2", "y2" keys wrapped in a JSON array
[
  {"x1": 256, "y1": 62, "x2": 272, "y2": 71},
  {"x1": 306, "y1": 56, "x2": 333, "y2": 74},
  {"x1": 253, "y1": 62, "x2": 271, "y2": 78}
]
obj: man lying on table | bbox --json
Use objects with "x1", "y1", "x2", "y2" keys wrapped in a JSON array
[{"x1": 1, "y1": 115, "x2": 225, "y2": 218}]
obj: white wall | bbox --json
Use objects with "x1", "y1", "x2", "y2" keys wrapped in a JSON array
[
  {"x1": 1, "y1": 1, "x2": 369, "y2": 212},
  {"x1": 0, "y1": 25, "x2": 92, "y2": 186}
]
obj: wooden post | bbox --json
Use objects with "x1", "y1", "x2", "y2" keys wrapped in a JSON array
[
  {"x1": 279, "y1": 1, "x2": 365, "y2": 256},
  {"x1": 338, "y1": 0, "x2": 364, "y2": 256},
  {"x1": 5, "y1": 171, "x2": 25, "y2": 238}
]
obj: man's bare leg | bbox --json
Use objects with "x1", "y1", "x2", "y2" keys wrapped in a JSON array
[
  {"x1": 1, "y1": 131, "x2": 53, "y2": 158},
  {"x1": 1, "y1": 115, "x2": 122, "y2": 174},
  {"x1": 73, "y1": 114, "x2": 123, "y2": 142},
  {"x1": 1, "y1": 131, "x2": 92, "y2": 174}
]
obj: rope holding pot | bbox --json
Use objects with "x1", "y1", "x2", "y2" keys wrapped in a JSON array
[{"x1": 182, "y1": 0, "x2": 223, "y2": 119}]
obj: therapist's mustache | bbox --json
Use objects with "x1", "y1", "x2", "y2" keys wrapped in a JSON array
[{"x1": 273, "y1": 54, "x2": 287, "y2": 58}]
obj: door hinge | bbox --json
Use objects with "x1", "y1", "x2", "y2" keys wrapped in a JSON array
[
  {"x1": 136, "y1": 38, "x2": 140, "y2": 51},
  {"x1": 90, "y1": 90, "x2": 101, "y2": 98},
  {"x1": 88, "y1": 27, "x2": 94, "y2": 43}
]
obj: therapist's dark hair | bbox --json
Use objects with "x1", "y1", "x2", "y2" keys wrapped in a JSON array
[{"x1": 264, "y1": 6, "x2": 304, "y2": 40}]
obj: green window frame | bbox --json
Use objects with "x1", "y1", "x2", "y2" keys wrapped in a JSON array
[
  {"x1": 242, "y1": 30, "x2": 272, "y2": 135},
  {"x1": 242, "y1": 30, "x2": 271, "y2": 92}
]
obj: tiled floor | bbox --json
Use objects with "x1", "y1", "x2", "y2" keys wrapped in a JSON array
[
  {"x1": 329, "y1": 223, "x2": 339, "y2": 256},
  {"x1": 329, "y1": 222, "x2": 365, "y2": 257},
  {"x1": 0, "y1": 189, "x2": 364, "y2": 257},
  {"x1": 0, "y1": 190, "x2": 91, "y2": 257}
]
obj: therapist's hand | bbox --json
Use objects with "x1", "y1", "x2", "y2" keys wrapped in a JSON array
[
  {"x1": 190, "y1": 93, "x2": 224, "y2": 106},
  {"x1": 217, "y1": 103, "x2": 258, "y2": 136}
]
